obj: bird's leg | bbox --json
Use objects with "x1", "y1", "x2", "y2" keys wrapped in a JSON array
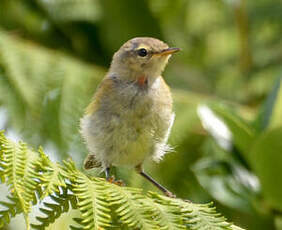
[
  {"x1": 135, "y1": 165, "x2": 175, "y2": 198},
  {"x1": 105, "y1": 167, "x2": 111, "y2": 180}
]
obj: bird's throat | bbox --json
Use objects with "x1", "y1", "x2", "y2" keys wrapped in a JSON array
[{"x1": 137, "y1": 75, "x2": 148, "y2": 88}]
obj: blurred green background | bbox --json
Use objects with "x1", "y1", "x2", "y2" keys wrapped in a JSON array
[{"x1": 1, "y1": 0, "x2": 282, "y2": 229}]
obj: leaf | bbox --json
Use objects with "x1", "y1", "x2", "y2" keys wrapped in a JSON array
[
  {"x1": 250, "y1": 127, "x2": 282, "y2": 211},
  {"x1": 146, "y1": 192, "x2": 186, "y2": 230},
  {"x1": 0, "y1": 131, "x2": 41, "y2": 228},
  {"x1": 110, "y1": 185, "x2": 159, "y2": 229},
  {"x1": 31, "y1": 188, "x2": 77, "y2": 230},
  {"x1": 193, "y1": 138, "x2": 258, "y2": 213},
  {"x1": 193, "y1": 158, "x2": 256, "y2": 212},
  {"x1": 0, "y1": 195, "x2": 22, "y2": 228},
  {"x1": 258, "y1": 76, "x2": 282, "y2": 130},
  {"x1": 70, "y1": 173, "x2": 111, "y2": 230},
  {"x1": 37, "y1": 0, "x2": 102, "y2": 23},
  {"x1": 207, "y1": 103, "x2": 256, "y2": 162},
  {"x1": 161, "y1": 196, "x2": 236, "y2": 230},
  {"x1": 40, "y1": 160, "x2": 66, "y2": 199}
]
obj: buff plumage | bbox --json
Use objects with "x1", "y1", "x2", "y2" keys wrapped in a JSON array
[{"x1": 80, "y1": 37, "x2": 179, "y2": 197}]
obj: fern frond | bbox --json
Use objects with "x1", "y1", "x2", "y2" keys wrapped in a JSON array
[
  {"x1": 145, "y1": 192, "x2": 186, "y2": 230},
  {"x1": 0, "y1": 131, "x2": 42, "y2": 228},
  {"x1": 185, "y1": 203, "x2": 230, "y2": 229},
  {"x1": 0, "y1": 33, "x2": 41, "y2": 112},
  {"x1": 0, "y1": 195, "x2": 22, "y2": 228},
  {"x1": 64, "y1": 161, "x2": 111, "y2": 230},
  {"x1": 31, "y1": 187, "x2": 77, "y2": 230},
  {"x1": 21, "y1": 144, "x2": 43, "y2": 208},
  {"x1": 109, "y1": 184, "x2": 159, "y2": 229},
  {"x1": 38, "y1": 149, "x2": 66, "y2": 198},
  {"x1": 165, "y1": 196, "x2": 233, "y2": 230},
  {"x1": 0, "y1": 132, "x2": 244, "y2": 230}
]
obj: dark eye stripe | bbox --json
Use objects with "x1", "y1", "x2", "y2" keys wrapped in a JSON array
[{"x1": 137, "y1": 48, "x2": 147, "y2": 57}]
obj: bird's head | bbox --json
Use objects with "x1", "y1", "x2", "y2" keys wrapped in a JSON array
[{"x1": 109, "y1": 37, "x2": 180, "y2": 83}]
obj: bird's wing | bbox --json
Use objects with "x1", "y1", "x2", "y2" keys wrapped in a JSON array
[
  {"x1": 85, "y1": 77, "x2": 114, "y2": 115},
  {"x1": 83, "y1": 154, "x2": 102, "y2": 170}
]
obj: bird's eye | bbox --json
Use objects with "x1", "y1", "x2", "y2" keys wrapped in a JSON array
[{"x1": 137, "y1": 48, "x2": 147, "y2": 57}]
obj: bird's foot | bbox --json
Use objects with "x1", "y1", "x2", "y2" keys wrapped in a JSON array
[
  {"x1": 165, "y1": 191, "x2": 176, "y2": 198},
  {"x1": 114, "y1": 179, "x2": 125, "y2": 187},
  {"x1": 107, "y1": 175, "x2": 125, "y2": 186},
  {"x1": 107, "y1": 175, "x2": 115, "y2": 183}
]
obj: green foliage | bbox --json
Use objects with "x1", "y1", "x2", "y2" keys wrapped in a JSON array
[
  {"x1": 0, "y1": 28, "x2": 104, "y2": 155},
  {"x1": 0, "y1": 131, "x2": 42, "y2": 228},
  {"x1": 142, "y1": 192, "x2": 186, "y2": 230},
  {"x1": 0, "y1": 131, "x2": 243, "y2": 229},
  {"x1": 198, "y1": 77, "x2": 282, "y2": 221},
  {"x1": 258, "y1": 77, "x2": 282, "y2": 130},
  {"x1": 37, "y1": 0, "x2": 102, "y2": 23},
  {"x1": 0, "y1": 196, "x2": 22, "y2": 228},
  {"x1": 207, "y1": 103, "x2": 256, "y2": 162},
  {"x1": 193, "y1": 139, "x2": 255, "y2": 212},
  {"x1": 67, "y1": 164, "x2": 111, "y2": 230},
  {"x1": 31, "y1": 188, "x2": 77, "y2": 230},
  {"x1": 250, "y1": 127, "x2": 282, "y2": 211}
]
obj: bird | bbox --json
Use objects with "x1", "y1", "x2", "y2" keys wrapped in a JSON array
[{"x1": 80, "y1": 37, "x2": 179, "y2": 197}]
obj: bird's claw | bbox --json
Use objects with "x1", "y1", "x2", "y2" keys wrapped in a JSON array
[
  {"x1": 107, "y1": 175, "x2": 125, "y2": 186},
  {"x1": 165, "y1": 191, "x2": 176, "y2": 198},
  {"x1": 107, "y1": 175, "x2": 115, "y2": 183},
  {"x1": 114, "y1": 180, "x2": 125, "y2": 187}
]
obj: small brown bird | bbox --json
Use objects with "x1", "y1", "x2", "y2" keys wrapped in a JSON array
[{"x1": 80, "y1": 37, "x2": 179, "y2": 197}]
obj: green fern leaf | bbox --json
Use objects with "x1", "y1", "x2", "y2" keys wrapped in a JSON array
[
  {"x1": 144, "y1": 192, "x2": 186, "y2": 230},
  {"x1": 65, "y1": 163, "x2": 111, "y2": 230},
  {"x1": 39, "y1": 153, "x2": 66, "y2": 198},
  {"x1": 31, "y1": 187, "x2": 77, "y2": 230},
  {"x1": 0, "y1": 195, "x2": 22, "y2": 228},
  {"x1": 169, "y1": 197, "x2": 233, "y2": 230},
  {"x1": 0, "y1": 132, "x2": 41, "y2": 228},
  {"x1": 109, "y1": 184, "x2": 159, "y2": 229}
]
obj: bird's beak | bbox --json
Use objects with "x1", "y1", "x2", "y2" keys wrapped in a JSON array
[{"x1": 154, "y1": 47, "x2": 180, "y2": 56}]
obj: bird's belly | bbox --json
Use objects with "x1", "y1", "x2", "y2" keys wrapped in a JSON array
[
  {"x1": 81, "y1": 102, "x2": 157, "y2": 167},
  {"x1": 106, "y1": 108, "x2": 155, "y2": 166},
  {"x1": 110, "y1": 129, "x2": 153, "y2": 166}
]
